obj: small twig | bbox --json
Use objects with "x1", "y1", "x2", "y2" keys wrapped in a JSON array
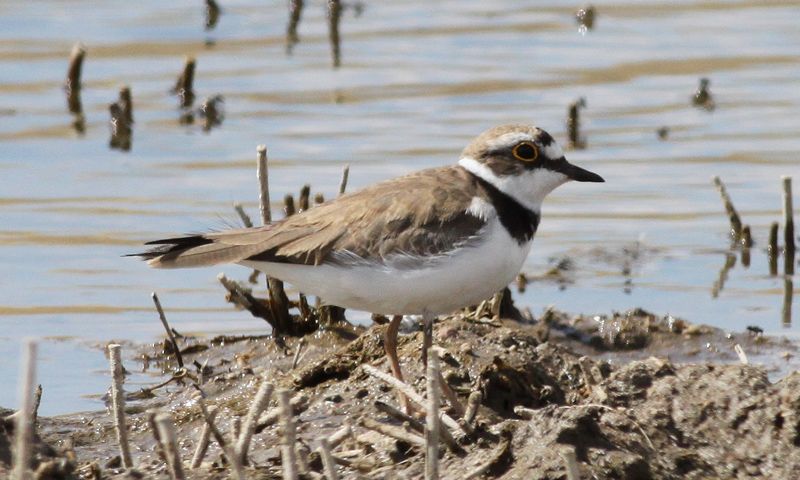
[
  {"x1": 437, "y1": 371, "x2": 464, "y2": 418},
  {"x1": 734, "y1": 344, "x2": 748, "y2": 365},
  {"x1": 327, "y1": 422, "x2": 353, "y2": 449},
  {"x1": 12, "y1": 339, "x2": 37, "y2": 480},
  {"x1": 464, "y1": 434, "x2": 511, "y2": 480},
  {"x1": 463, "y1": 390, "x2": 482, "y2": 425},
  {"x1": 782, "y1": 278, "x2": 793, "y2": 326},
  {"x1": 327, "y1": 0, "x2": 342, "y2": 68},
  {"x1": 65, "y1": 43, "x2": 86, "y2": 92},
  {"x1": 360, "y1": 417, "x2": 425, "y2": 447},
  {"x1": 148, "y1": 411, "x2": 168, "y2": 464},
  {"x1": 286, "y1": 0, "x2": 305, "y2": 53},
  {"x1": 561, "y1": 447, "x2": 581, "y2": 480},
  {"x1": 783, "y1": 176, "x2": 795, "y2": 275},
  {"x1": 257, "y1": 145, "x2": 272, "y2": 224},
  {"x1": 154, "y1": 413, "x2": 185, "y2": 480},
  {"x1": 232, "y1": 417, "x2": 241, "y2": 443},
  {"x1": 233, "y1": 202, "x2": 254, "y2": 228},
  {"x1": 236, "y1": 374, "x2": 275, "y2": 463},
  {"x1": 151, "y1": 292, "x2": 184, "y2": 368},
  {"x1": 108, "y1": 344, "x2": 134, "y2": 468},
  {"x1": 278, "y1": 389, "x2": 299, "y2": 480},
  {"x1": 291, "y1": 339, "x2": 306, "y2": 370},
  {"x1": 196, "y1": 396, "x2": 245, "y2": 480},
  {"x1": 204, "y1": 0, "x2": 221, "y2": 30},
  {"x1": 190, "y1": 406, "x2": 217, "y2": 469},
  {"x1": 712, "y1": 176, "x2": 743, "y2": 241},
  {"x1": 374, "y1": 401, "x2": 424, "y2": 433},
  {"x1": 256, "y1": 393, "x2": 309, "y2": 430},
  {"x1": 298, "y1": 184, "x2": 311, "y2": 212},
  {"x1": 118, "y1": 85, "x2": 133, "y2": 125},
  {"x1": 31, "y1": 385, "x2": 42, "y2": 426},
  {"x1": 338, "y1": 164, "x2": 349, "y2": 196},
  {"x1": 284, "y1": 194, "x2": 296, "y2": 217},
  {"x1": 317, "y1": 438, "x2": 339, "y2": 480},
  {"x1": 362, "y1": 364, "x2": 468, "y2": 437},
  {"x1": 174, "y1": 56, "x2": 196, "y2": 109},
  {"x1": 425, "y1": 353, "x2": 441, "y2": 480}
]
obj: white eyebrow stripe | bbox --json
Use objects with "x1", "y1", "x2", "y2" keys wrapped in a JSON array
[
  {"x1": 484, "y1": 131, "x2": 535, "y2": 151},
  {"x1": 542, "y1": 142, "x2": 564, "y2": 159}
]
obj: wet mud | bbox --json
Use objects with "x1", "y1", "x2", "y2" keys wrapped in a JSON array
[{"x1": 3, "y1": 305, "x2": 800, "y2": 479}]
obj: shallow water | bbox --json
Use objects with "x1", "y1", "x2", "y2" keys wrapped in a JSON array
[{"x1": 1, "y1": 0, "x2": 798, "y2": 414}]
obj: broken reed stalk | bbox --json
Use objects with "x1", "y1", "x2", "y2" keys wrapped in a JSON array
[
  {"x1": 712, "y1": 176, "x2": 743, "y2": 241},
  {"x1": 174, "y1": 57, "x2": 196, "y2": 108},
  {"x1": 291, "y1": 339, "x2": 306, "y2": 369},
  {"x1": 286, "y1": 0, "x2": 304, "y2": 52},
  {"x1": 374, "y1": 400, "x2": 424, "y2": 433},
  {"x1": 769, "y1": 222, "x2": 780, "y2": 276},
  {"x1": 317, "y1": 438, "x2": 340, "y2": 480},
  {"x1": 360, "y1": 417, "x2": 425, "y2": 447},
  {"x1": 278, "y1": 389, "x2": 299, "y2": 480},
  {"x1": 119, "y1": 85, "x2": 133, "y2": 125},
  {"x1": 12, "y1": 339, "x2": 37, "y2": 480},
  {"x1": 233, "y1": 202, "x2": 254, "y2": 228},
  {"x1": 284, "y1": 194, "x2": 296, "y2": 216},
  {"x1": 151, "y1": 292, "x2": 184, "y2": 368},
  {"x1": 154, "y1": 413, "x2": 186, "y2": 480},
  {"x1": 463, "y1": 390, "x2": 482, "y2": 425},
  {"x1": 362, "y1": 364, "x2": 466, "y2": 436},
  {"x1": 257, "y1": 145, "x2": 272, "y2": 223},
  {"x1": 338, "y1": 164, "x2": 349, "y2": 196},
  {"x1": 327, "y1": 423, "x2": 353, "y2": 449},
  {"x1": 31, "y1": 385, "x2": 42, "y2": 427},
  {"x1": 314, "y1": 193, "x2": 325, "y2": 206},
  {"x1": 327, "y1": 0, "x2": 342, "y2": 68},
  {"x1": 232, "y1": 417, "x2": 241, "y2": 442},
  {"x1": 561, "y1": 447, "x2": 581, "y2": 480},
  {"x1": 425, "y1": 353, "x2": 441, "y2": 480},
  {"x1": 147, "y1": 411, "x2": 168, "y2": 464},
  {"x1": 108, "y1": 344, "x2": 134, "y2": 468},
  {"x1": 256, "y1": 393, "x2": 309, "y2": 430},
  {"x1": 204, "y1": 0, "x2": 221, "y2": 30},
  {"x1": 196, "y1": 396, "x2": 245, "y2": 480},
  {"x1": 65, "y1": 43, "x2": 86, "y2": 92},
  {"x1": 190, "y1": 406, "x2": 217, "y2": 468},
  {"x1": 298, "y1": 184, "x2": 311, "y2": 212},
  {"x1": 783, "y1": 176, "x2": 795, "y2": 275},
  {"x1": 734, "y1": 344, "x2": 749, "y2": 365},
  {"x1": 236, "y1": 375, "x2": 275, "y2": 463},
  {"x1": 782, "y1": 278, "x2": 793, "y2": 326}
]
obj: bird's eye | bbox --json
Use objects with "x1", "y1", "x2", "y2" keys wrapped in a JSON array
[{"x1": 512, "y1": 141, "x2": 539, "y2": 162}]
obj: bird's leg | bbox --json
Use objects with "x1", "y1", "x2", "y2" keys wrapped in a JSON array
[
  {"x1": 384, "y1": 315, "x2": 411, "y2": 413},
  {"x1": 421, "y1": 311, "x2": 435, "y2": 369}
]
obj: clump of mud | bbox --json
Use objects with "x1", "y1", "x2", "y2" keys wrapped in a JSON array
[{"x1": 2, "y1": 308, "x2": 800, "y2": 479}]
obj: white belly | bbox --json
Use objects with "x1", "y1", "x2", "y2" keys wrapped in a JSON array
[{"x1": 240, "y1": 219, "x2": 532, "y2": 315}]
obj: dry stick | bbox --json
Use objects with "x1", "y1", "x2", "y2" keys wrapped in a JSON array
[
  {"x1": 374, "y1": 401, "x2": 459, "y2": 453},
  {"x1": 317, "y1": 438, "x2": 339, "y2": 480},
  {"x1": 338, "y1": 164, "x2": 349, "y2": 196},
  {"x1": 327, "y1": 0, "x2": 342, "y2": 68},
  {"x1": 298, "y1": 184, "x2": 311, "y2": 212},
  {"x1": 12, "y1": 339, "x2": 37, "y2": 480},
  {"x1": 327, "y1": 423, "x2": 353, "y2": 449},
  {"x1": 147, "y1": 411, "x2": 168, "y2": 464},
  {"x1": 65, "y1": 43, "x2": 86, "y2": 92},
  {"x1": 196, "y1": 397, "x2": 245, "y2": 480},
  {"x1": 31, "y1": 385, "x2": 42, "y2": 426},
  {"x1": 314, "y1": 193, "x2": 325, "y2": 206},
  {"x1": 234, "y1": 203, "x2": 254, "y2": 228},
  {"x1": 257, "y1": 145, "x2": 272, "y2": 223},
  {"x1": 119, "y1": 85, "x2": 133, "y2": 125},
  {"x1": 154, "y1": 413, "x2": 186, "y2": 480},
  {"x1": 151, "y1": 292, "x2": 184, "y2": 368},
  {"x1": 108, "y1": 344, "x2": 134, "y2": 468},
  {"x1": 362, "y1": 364, "x2": 468, "y2": 437},
  {"x1": 278, "y1": 389, "x2": 299, "y2": 480},
  {"x1": 782, "y1": 176, "x2": 795, "y2": 275},
  {"x1": 437, "y1": 371, "x2": 465, "y2": 418},
  {"x1": 232, "y1": 417, "x2": 241, "y2": 442},
  {"x1": 561, "y1": 447, "x2": 581, "y2": 480},
  {"x1": 782, "y1": 278, "x2": 793, "y2": 327},
  {"x1": 734, "y1": 344, "x2": 749, "y2": 365},
  {"x1": 174, "y1": 57, "x2": 196, "y2": 108},
  {"x1": 769, "y1": 222, "x2": 780, "y2": 276},
  {"x1": 236, "y1": 375, "x2": 275, "y2": 463},
  {"x1": 463, "y1": 390, "x2": 482, "y2": 425},
  {"x1": 360, "y1": 417, "x2": 425, "y2": 447},
  {"x1": 256, "y1": 393, "x2": 309, "y2": 430},
  {"x1": 190, "y1": 406, "x2": 217, "y2": 468},
  {"x1": 425, "y1": 353, "x2": 441, "y2": 480},
  {"x1": 286, "y1": 0, "x2": 304, "y2": 52},
  {"x1": 291, "y1": 339, "x2": 306, "y2": 369},
  {"x1": 712, "y1": 176, "x2": 743, "y2": 240}
]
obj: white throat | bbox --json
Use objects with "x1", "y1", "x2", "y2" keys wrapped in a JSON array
[{"x1": 458, "y1": 156, "x2": 567, "y2": 212}]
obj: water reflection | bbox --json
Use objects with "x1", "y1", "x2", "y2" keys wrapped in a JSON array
[
  {"x1": 286, "y1": 0, "x2": 304, "y2": 54},
  {"x1": 783, "y1": 278, "x2": 793, "y2": 327}
]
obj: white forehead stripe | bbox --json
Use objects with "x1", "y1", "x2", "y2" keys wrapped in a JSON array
[{"x1": 542, "y1": 142, "x2": 564, "y2": 160}]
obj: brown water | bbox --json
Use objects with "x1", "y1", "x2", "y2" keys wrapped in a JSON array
[{"x1": 1, "y1": 0, "x2": 798, "y2": 414}]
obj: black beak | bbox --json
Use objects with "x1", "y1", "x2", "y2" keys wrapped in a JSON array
[{"x1": 561, "y1": 159, "x2": 604, "y2": 183}]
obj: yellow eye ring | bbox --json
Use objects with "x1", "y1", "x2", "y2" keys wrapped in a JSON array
[{"x1": 512, "y1": 141, "x2": 539, "y2": 162}]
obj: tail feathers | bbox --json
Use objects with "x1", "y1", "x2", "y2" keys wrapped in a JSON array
[{"x1": 129, "y1": 232, "x2": 266, "y2": 269}]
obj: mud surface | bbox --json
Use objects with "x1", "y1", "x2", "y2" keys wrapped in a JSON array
[{"x1": 2, "y1": 308, "x2": 800, "y2": 479}]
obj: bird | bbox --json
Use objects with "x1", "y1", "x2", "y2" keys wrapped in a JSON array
[{"x1": 133, "y1": 124, "x2": 604, "y2": 398}]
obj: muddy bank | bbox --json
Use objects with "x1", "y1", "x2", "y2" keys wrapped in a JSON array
[{"x1": 2, "y1": 308, "x2": 800, "y2": 479}]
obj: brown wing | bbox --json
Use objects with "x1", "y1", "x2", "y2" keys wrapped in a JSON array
[{"x1": 139, "y1": 166, "x2": 487, "y2": 268}]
